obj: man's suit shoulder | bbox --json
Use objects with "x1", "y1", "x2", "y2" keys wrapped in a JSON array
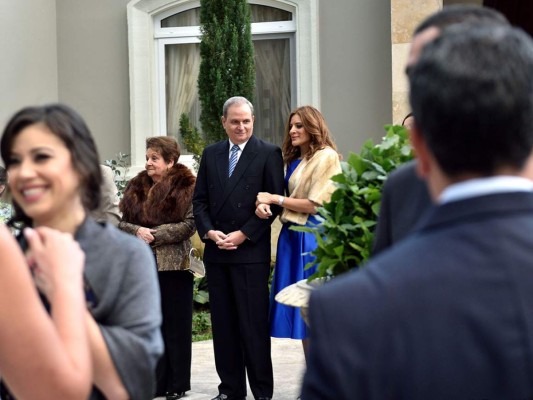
[
  {"x1": 203, "y1": 136, "x2": 279, "y2": 152},
  {"x1": 385, "y1": 160, "x2": 422, "y2": 188},
  {"x1": 203, "y1": 140, "x2": 226, "y2": 154},
  {"x1": 244, "y1": 136, "x2": 280, "y2": 155},
  {"x1": 253, "y1": 137, "x2": 280, "y2": 150},
  {"x1": 315, "y1": 235, "x2": 429, "y2": 308}
]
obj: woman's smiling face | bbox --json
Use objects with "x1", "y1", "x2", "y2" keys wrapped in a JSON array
[
  {"x1": 289, "y1": 114, "x2": 311, "y2": 151},
  {"x1": 145, "y1": 148, "x2": 173, "y2": 182},
  {"x1": 6, "y1": 123, "x2": 84, "y2": 226}
]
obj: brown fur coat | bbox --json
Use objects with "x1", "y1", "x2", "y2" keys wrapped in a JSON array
[
  {"x1": 120, "y1": 163, "x2": 195, "y2": 227},
  {"x1": 119, "y1": 164, "x2": 196, "y2": 271}
]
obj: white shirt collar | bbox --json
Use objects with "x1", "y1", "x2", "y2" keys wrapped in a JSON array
[
  {"x1": 229, "y1": 139, "x2": 248, "y2": 152},
  {"x1": 439, "y1": 176, "x2": 533, "y2": 204}
]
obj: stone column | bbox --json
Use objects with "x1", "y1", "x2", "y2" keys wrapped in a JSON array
[{"x1": 391, "y1": 0, "x2": 442, "y2": 124}]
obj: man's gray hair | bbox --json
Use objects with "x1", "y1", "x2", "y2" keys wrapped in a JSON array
[{"x1": 222, "y1": 96, "x2": 254, "y2": 118}]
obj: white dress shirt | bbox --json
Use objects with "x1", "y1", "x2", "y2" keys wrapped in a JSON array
[
  {"x1": 228, "y1": 140, "x2": 248, "y2": 164},
  {"x1": 439, "y1": 176, "x2": 533, "y2": 204}
]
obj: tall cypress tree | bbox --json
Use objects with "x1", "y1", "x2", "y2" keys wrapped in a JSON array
[{"x1": 198, "y1": 0, "x2": 255, "y2": 143}]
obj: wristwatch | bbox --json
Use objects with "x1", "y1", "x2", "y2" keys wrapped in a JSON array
[{"x1": 278, "y1": 196, "x2": 285, "y2": 206}]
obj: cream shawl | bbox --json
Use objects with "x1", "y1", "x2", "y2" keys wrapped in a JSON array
[{"x1": 280, "y1": 146, "x2": 342, "y2": 225}]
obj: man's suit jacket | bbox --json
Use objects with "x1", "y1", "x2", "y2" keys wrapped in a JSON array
[
  {"x1": 193, "y1": 135, "x2": 284, "y2": 264},
  {"x1": 302, "y1": 192, "x2": 533, "y2": 400},
  {"x1": 372, "y1": 160, "x2": 432, "y2": 255}
]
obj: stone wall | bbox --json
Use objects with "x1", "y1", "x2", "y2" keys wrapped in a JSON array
[
  {"x1": 391, "y1": 0, "x2": 486, "y2": 123},
  {"x1": 391, "y1": 0, "x2": 442, "y2": 124}
]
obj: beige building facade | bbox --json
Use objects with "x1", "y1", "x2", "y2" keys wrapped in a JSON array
[
  {"x1": 0, "y1": 0, "x2": 483, "y2": 171},
  {"x1": 0, "y1": 0, "x2": 392, "y2": 170},
  {"x1": 391, "y1": 0, "x2": 483, "y2": 123}
]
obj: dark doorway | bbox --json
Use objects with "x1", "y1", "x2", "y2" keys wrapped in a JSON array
[{"x1": 483, "y1": 0, "x2": 533, "y2": 37}]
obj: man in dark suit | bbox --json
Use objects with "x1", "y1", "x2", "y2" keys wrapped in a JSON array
[
  {"x1": 372, "y1": 160, "x2": 430, "y2": 254},
  {"x1": 302, "y1": 24, "x2": 533, "y2": 399},
  {"x1": 193, "y1": 96, "x2": 284, "y2": 400},
  {"x1": 372, "y1": 5, "x2": 508, "y2": 255}
]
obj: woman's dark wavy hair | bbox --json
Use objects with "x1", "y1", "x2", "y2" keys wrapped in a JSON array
[
  {"x1": 0, "y1": 104, "x2": 102, "y2": 226},
  {"x1": 281, "y1": 106, "x2": 340, "y2": 165}
]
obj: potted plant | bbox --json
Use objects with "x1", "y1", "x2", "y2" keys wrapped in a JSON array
[
  {"x1": 275, "y1": 124, "x2": 413, "y2": 317},
  {"x1": 0, "y1": 201, "x2": 11, "y2": 224}
]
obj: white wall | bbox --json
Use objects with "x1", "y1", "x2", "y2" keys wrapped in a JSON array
[
  {"x1": 0, "y1": 0, "x2": 58, "y2": 139},
  {"x1": 319, "y1": 0, "x2": 392, "y2": 157},
  {"x1": 0, "y1": 0, "x2": 132, "y2": 163},
  {"x1": 56, "y1": 0, "x2": 131, "y2": 162}
]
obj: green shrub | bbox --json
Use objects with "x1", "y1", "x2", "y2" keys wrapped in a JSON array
[
  {"x1": 192, "y1": 310, "x2": 212, "y2": 342},
  {"x1": 193, "y1": 276, "x2": 209, "y2": 305},
  {"x1": 179, "y1": 114, "x2": 206, "y2": 172},
  {"x1": 104, "y1": 152, "x2": 130, "y2": 198},
  {"x1": 293, "y1": 125, "x2": 413, "y2": 280},
  {"x1": 0, "y1": 201, "x2": 12, "y2": 224}
]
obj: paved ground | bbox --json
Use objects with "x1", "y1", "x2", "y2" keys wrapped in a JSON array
[{"x1": 154, "y1": 338, "x2": 306, "y2": 400}]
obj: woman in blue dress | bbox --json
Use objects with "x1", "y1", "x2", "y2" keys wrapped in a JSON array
[{"x1": 255, "y1": 106, "x2": 341, "y2": 359}]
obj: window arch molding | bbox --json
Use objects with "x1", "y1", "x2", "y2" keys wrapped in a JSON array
[{"x1": 127, "y1": 0, "x2": 319, "y2": 171}]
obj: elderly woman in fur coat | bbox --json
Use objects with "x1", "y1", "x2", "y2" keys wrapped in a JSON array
[{"x1": 119, "y1": 136, "x2": 196, "y2": 400}]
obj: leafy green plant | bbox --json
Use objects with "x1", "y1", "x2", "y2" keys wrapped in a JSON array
[
  {"x1": 0, "y1": 201, "x2": 12, "y2": 224},
  {"x1": 293, "y1": 125, "x2": 413, "y2": 281},
  {"x1": 192, "y1": 310, "x2": 212, "y2": 342},
  {"x1": 104, "y1": 152, "x2": 130, "y2": 198},
  {"x1": 180, "y1": 114, "x2": 206, "y2": 172},
  {"x1": 193, "y1": 276, "x2": 210, "y2": 305}
]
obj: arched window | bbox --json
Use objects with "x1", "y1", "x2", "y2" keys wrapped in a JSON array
[{"x1": 127, "y1": 0, "x2": 318, "y2": 170}]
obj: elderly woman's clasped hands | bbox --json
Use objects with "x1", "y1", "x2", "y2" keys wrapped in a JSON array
[{"x1": 136, "y1": 226, "x2": 157, "y2": 244}]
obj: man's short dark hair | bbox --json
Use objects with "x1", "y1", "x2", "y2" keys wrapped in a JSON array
[
  {"x1": 409, "y1": 25, "x2": 533, "y2": 177},
  {"x1": 415, "y1": 5, "x2": 508, "y2": 34}
]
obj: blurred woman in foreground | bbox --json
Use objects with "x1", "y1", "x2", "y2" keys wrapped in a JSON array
[
  {"x1": 0, "y1": 104, "x2": 163, "y2": 400},
  {"x1": 0, "y1": 224, "x2": 91, "y2": 399}
]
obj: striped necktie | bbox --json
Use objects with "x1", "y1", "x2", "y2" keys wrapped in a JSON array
[{"x1": 228, "y1": 144, "x2": 240, "y2": 177}]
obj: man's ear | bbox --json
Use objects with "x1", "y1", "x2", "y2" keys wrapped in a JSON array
[
  {"x1": 519, "y1": 149, "x2": 533, "y2": 180},
  {"x1": 410, "y1": 122, "x2": 432, "y2": 179}
]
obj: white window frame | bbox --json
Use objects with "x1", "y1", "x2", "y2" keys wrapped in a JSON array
[
  {"x1": 127, "y1": 0, "x2": 319, "y2": 173},
  {"x1": 156, "y1": 17, "x2": 297, "y2": 146},
  {"x1": 156, "y1": 37, "x2": 200, "y2": 139}
]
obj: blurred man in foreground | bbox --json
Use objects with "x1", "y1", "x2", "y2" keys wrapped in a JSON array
[
  {"x1": 302, "y1": 23, "x2": 533, "y2": 400},
  {"x1": 372, "y1": 5, "x2": 508, "y2": 254}
]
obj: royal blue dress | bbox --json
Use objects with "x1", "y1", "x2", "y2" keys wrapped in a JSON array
[{"x1": 269, "y1": 159, "x2": 318, "y2": 339}]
